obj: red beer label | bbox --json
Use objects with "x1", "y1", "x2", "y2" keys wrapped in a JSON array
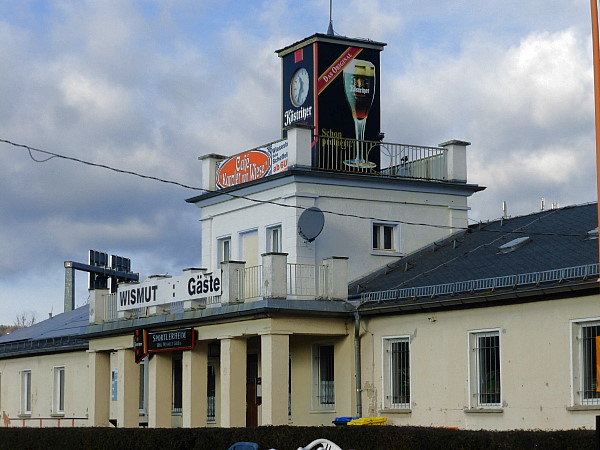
[
  {"x1": 317, "y1": 46, "x2": 363, "y2": 95},
  {"x1": 216, "y1": 150, "x2": 271, "y2": 189}
]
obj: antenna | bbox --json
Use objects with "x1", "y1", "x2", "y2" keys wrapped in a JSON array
[
  {"x1": 502, "y1": 201, "x2": 508, "y2": 219},
  {"x1": 326, "y1": 0, "x2": 334, "y2": 36}
]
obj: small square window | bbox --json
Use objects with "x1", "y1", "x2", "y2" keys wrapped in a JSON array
[{"x1": 372, "y1": 222, "x2": 399, "y2": 252}]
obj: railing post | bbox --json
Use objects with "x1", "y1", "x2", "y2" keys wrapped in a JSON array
[
  {"x1": 199, "y1": 153, "x2": 227, "y2": 191},
  {"x1": 220, "y1": 261, "x2": 246, "y2": 304},
  {"x1": 440, "y1": 139, "x2": 470, "y2": 182},
  {"x1": 323, "y1": 256, "x2": 349, "y2": 300},
  {"x1": 286, "y1": 124, "x2": 313, "y2": 168},
  {"x1": 88, "y1": 288, "x2": 109, "y2": 324},
  {"x1": 262, "y1": 253, "x2": 288, "y2": 299}
]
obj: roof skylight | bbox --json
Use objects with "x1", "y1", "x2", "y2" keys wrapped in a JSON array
[{"x1": 498, "y1": 236, "x2": 531, "y2": 254}]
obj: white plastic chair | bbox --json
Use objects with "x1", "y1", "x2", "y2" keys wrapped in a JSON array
[{"x1": 297, "y1": 438, "x2": 343, "y2": 450}]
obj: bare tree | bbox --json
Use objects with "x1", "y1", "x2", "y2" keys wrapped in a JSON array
[{"x1": 13, "y1": 311, "x2": 37, "y2": 329}]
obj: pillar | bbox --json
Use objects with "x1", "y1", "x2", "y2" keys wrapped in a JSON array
[
  {"x1": 116, "y1": 348, "x2": 139, "y2": 427},
  {"x1": 199, "y1": 153, "x2": 227, "y2": 191},
  {"x1": 87, "y1": 350, "x2": 110, "y2": 426},
  {"x1": 220, "y1": 261, "x2": 246, "y2": 304},
  {"x1": 182, "y1": 343, "x2": 208, "y2": 427},
  {"x1": 220, "y1": 337, "x2": 247, "y2": 427},
  {"x1": 440, "y1": 139, "x2": 470, "y2": 182},
  {"x1": 286, "y1": 124, "x2": 313, "y2": 167},
  {"x1": 261, "y1": 253, "x2": 288, "y2": 299},
  {"x1": 148, "y1": 352, "x2": 172, "y2": 428},
  {"x1": 260, "y1": 333, "x2": 290, "y2": 425},
  {"x1": 323, "y1": 257, "x2": 349, "y2": 300}
]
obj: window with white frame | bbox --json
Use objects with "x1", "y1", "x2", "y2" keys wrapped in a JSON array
[
  {"x1": 53, "y1": 366, "x2": 65, "y2": 415},
  {"x1": 372, "y1": 222, "x2": 399, "y2": 252},
  {"x1": 218, "y1": 237, "x2": 231, "y2": 264},
  {"x1": 383, "y1": 337, "x2": 410, "y2": 409},
  {"x1": 139, "y1": 357, "x2": 148, "y2": 415},
  {"x1": 267, "y1": 225, "x2": 282, "y2": 253},
  {"x1": 469, "y1": 330, "x2": 501, "y2": 408},
  {"x1": 313, "y1": 344, "x2": 335, "y2": 408},
  {"x1": 20, "y1": 370, "x2": 32, "y2": 415},
  {"x1": 573, "y1": 320, "x2": 600, "y2": 406}
]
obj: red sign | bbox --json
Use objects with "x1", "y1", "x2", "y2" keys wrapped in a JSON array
[
  {"x1": 216, "y1": 150, "x2": 271, "y2": 189},
  {"x1": 317, "y1": 46, "x2": 363, "y2": 95}
]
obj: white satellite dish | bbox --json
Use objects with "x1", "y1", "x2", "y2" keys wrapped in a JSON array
[{"x1": 298, "y1": 207, "x2": 325, "y2": 242}]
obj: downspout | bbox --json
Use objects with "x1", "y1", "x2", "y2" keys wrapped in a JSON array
[{"x1": 354, "y1": 309, "x2": 363, "y2": 418}]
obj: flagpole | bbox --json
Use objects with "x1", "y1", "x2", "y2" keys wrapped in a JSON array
[{"x1": 591, "y1": 0, "x2": 600, "y2": 264}]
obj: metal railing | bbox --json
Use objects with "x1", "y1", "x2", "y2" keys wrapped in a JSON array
[
  {"x1": 238, "y1": 265, "x2": 263, "y2": 301},
  {"x1": 287, "y1": 263, "x2": 327, "y2": 299},
  {"x1": 316, "y1": 136, "x2": 447, "y2": 181},
  {"x1": 0, "y1": 335, "x2": 87, "y2": 357},
  {"x1": 360, "y1": 263, "x2": 599, "y2": 303}
]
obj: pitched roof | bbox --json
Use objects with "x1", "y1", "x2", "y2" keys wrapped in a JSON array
[{"x1": 350, "y1": 203, "x2": 598, "y2": 303}]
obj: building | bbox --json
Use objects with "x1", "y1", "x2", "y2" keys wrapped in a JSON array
[{"x1": 0, "y1": 31, "x2": 598, "y2": 431}]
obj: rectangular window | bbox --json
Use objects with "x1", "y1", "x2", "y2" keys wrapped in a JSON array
[
  {"x1": 207, "y1": 364, "x2": 216, "y2": 423},
  {"x1": 574, "y1": 321, "x2": 600, "y2": 405},
  {"x1": 267, "y1": 226, "x2": 282, "y2": 253},
  {"x1": 313, "y1": 344, "x2": 335, "y2": 408},
  {"x1": 469, "y1": 331, "x2": 501, "y2": 408},
  {"x1": 172, "y1": 353, "x2": 183, "y2": 413},
  {"x1": 384, "y1": 338, "x2": 410, "y2": 409},
  {"x1": 372, "y1": 222, "x2": 399, "y2": 252},
  {"x1": 53, "y1": 366, "x2": 65, "y2": 414},
  {"x1": 20, "y1": 370, "x2": 32, "y2": 415},
  {"x1": 139, "y1": 357, "x2": 148, "y2": 413},
  {"x1": 218, "y1": 237, "x2": 231, "y2": 264}
]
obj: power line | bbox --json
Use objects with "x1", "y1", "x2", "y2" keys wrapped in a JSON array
[{"x1": 0, "y1": 137, "x2": 590, "y2": 238}]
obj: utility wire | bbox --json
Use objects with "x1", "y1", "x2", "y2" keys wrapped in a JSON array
[{"x1": 1, "y1": 137, "x2": 589, "y2": 237}]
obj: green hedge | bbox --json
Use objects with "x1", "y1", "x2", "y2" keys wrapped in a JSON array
[{"x1": 0, "y1": 426, "x2": 595, "y2": 450}]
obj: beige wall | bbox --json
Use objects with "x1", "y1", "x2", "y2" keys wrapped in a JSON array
[
  {"x1": 363, "y1": 294, "x2": 600, "y2": 430},
  {"x1": 0, "y1": 351, "x2": 89, "y2": 427}
]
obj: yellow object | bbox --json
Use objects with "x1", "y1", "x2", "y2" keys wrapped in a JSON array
[{"x1": 347, "y1": 417, "x2": 388, "y2": 426}]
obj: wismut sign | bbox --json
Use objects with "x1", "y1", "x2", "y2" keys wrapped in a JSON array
[
  {"x1": 117, "y1": 269, "x2": 221, "y2": 312},
  {"x1": 216, "y1": 139, "x2": 289, "y2": 189}
]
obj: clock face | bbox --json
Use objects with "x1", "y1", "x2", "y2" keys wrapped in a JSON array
[{"x1": 290, "y1": 67, "x2": 309, "y2": 107}]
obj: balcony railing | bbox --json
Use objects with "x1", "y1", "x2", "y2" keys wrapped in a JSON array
[{"x1": 316, "y1": 136, "x2": 447, "y2": 181}]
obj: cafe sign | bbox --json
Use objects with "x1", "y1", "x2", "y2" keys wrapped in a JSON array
[{"x1": 216, "y1": 139, "x2": 289, "y2": 189}]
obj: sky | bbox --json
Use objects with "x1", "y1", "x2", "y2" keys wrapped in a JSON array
[{"x1": 0, "y1": 0, "x2": 597, "y2": 325}]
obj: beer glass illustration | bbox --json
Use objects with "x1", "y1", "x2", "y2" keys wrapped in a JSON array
[{"x1": 343, "y1": 59, "x2": 376, "y2": 168}]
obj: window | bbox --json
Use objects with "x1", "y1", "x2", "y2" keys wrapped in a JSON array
[
  {"x1": 383, "y1": 337, "x2": 410, "y2": 409},
  {"x1": 313, "y1": 344, "x2": 335, "y2": 408},
  {"x1": 372, "y1": 222, "x2": 399, "y2": 252},
  {"x1": 207, "y1": 363, "x2": 216, "y2": 423},
  {"x1": 469, "y1": 330, "x2": 501, "y2": 408},
  {"x1": 20, "y1": 370, "x2": 32, "y2": 415},
  {"x1": 573, "y1": 320, "x2": 600, "y2": 406},
  {"x1": 172, "y1": 353, "x2": 183, "y2": 413},
  {"x1": 267, "y1": 226, "x2": 282, "y2": 253},
  {"x1": 218, "y1": 237, "x2": 231, "y2": 263},
  {"x1": 139, "y1": 357, "x2": 148, "y2": 414},
  {"x1": 53, "y1": 367, "x2": 65, "y2": 415}
]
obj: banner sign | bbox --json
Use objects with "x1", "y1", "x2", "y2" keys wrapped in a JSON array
[
  {"x1": 216, "y1": 139, "x2": 289, "y2": 189},
  {"x1": 117, "y1": 269, "x2": 222, "y2": 312},
  {"x1": 133, "y1": 328, "x2": 196, "y2": 362}
]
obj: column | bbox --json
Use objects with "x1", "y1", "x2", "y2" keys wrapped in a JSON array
[
  {"x1": 182, "y1": 344, "x2": 208, "y2": 427},
  {"x1": 440, "y1": 139, "x2": 470, "y2": 182},
  {"x1": 260, "y1": 333, "x2": 290, "y2": 425},
  {"x1": 116, "y1": 348, "x2": 139, "y2": 427},
  {"x1": 87, "y1": 350, "x2": 110, "y2": 426},
  {"x1": 220, "y1": 337, "x2": 247, "y2": 427},
  {"x1": 261, "y1": 253, "x2": 288, "y2": 299},
  {"x1": 148, "y1": 352, "x2": 172, "y2": 428}
]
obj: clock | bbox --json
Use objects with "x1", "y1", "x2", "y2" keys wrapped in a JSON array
[{"x1": 290, "y1": 67, "x2": 309, "y2": 107}]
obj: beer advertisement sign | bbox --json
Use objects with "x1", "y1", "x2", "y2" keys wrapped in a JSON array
[{"x1": 279, "y1": 35, "x2": 385, "y2": 170}]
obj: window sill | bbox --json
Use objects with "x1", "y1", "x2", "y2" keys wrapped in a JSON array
[
  {"x1": 371, "y1": 250, "x2": 403, "y2": 257},
  {"x1": 309, "y1": 409, "x2": 336, "y2": 414},
  {"x1": 380, "y1": 408, "x2": 411, "y2": 414},
  {"x1": 464, "y1": 407, "x2": 503, "y2": 414},
  {"x1": 566, "y1": 405, "x2": 600, "y2": 411},
  {"x1": 50, "y1": 413, "x2": 65, "y2": 418},
  {"x1": 18, "y1": 413, "x2": 32, "y2": 418}
]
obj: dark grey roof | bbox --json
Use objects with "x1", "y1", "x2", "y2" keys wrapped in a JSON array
[
  {"x1": 0, "y1": 305, "x2": 89, "y2": 357},
  {"x1": 351, "y1": 203, "x2": 599, "y2": 298}
]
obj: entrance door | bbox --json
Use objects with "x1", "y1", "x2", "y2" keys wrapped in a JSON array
[{"x1": 246, "y1": 354, "x2": 259, "y2": 427}]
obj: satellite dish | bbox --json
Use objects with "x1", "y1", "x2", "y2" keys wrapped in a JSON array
[{"x1": 298, "y1": 207, "x2": 325, "y2": 242}]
